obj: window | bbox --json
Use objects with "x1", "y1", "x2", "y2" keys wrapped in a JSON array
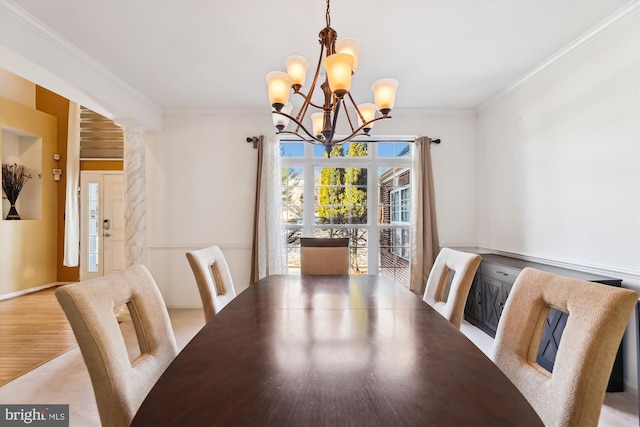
[
  {"x1": 390, "y1": 187, "x2": 410, "y2": 259},
  {"x1": 280, "y1": 139, "x2": 412, "y2": 287}
]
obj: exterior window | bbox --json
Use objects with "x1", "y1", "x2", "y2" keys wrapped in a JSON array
[
  {"x1": 280, "y1": 139, "x2": 412, "y2": 288},
  {"x1": 390, "y1": 188, "x2": 410, "y2": 259}
]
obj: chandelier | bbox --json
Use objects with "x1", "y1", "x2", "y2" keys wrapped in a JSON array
[{"x1": 266, "y1": 0, "x2": 398, "y2": 157}]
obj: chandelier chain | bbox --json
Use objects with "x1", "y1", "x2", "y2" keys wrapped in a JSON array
[{"x1": 326, "y1": 0, "x2": 331, "y2": 28}]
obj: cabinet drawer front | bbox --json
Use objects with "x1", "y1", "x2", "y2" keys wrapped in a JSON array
[{"x1": 481, "y1": 263, "x2": 521, "y2": 283}]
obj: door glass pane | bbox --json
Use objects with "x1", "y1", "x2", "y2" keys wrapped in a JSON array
[
  {"x1": 285, "y1": 228, "x2": 302, "y2": 273},
  {"x1": 314, "y1": 167, "x2": 368, "y2": 225},
  {"x1": 378, "y1": 142, "x2": 411, "y2": 158},
  {"x1": 88, "y1": 182, "x2": 99, "y2": 272},
  {"x1": 282, "y1": 167, "x2": 304, "y2": 224}
]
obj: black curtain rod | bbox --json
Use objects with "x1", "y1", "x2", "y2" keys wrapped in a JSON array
[{"x1": 245, "y1": 136, "x2": 441, "y2": 148}]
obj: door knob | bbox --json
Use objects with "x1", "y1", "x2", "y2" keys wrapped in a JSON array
[{"x1": 104, "y1": 232, "x2": 111, "y2": 237}]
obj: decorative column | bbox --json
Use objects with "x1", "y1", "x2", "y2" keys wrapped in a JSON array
[{"x1": 119, "y1": 120, "x2": 147, "y2": 267}]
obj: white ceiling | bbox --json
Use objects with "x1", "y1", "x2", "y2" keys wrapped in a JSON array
[{"x1": 8, "y1": 0, "x2": 634, "y2": 111}]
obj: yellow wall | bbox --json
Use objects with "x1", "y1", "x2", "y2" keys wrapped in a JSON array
[
  {"x1": 80, "y1": 160, "x2": 123, "y2": 171},
  {"x1": 0, "y1": 97, "x2": 58, "y2": 295},
  {"x1": 0, "y1": 69, "x2": 35, "y2": 108},
  {"x1": 35, "y1": 86, "x2": 79, "y2": 282},
  {"x1": 35, "y1": 88, "x2": 124, "y2": 282}
]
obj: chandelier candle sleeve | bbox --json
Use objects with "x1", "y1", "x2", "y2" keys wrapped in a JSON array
[{"x1": 265, "y1": 0, "x2": 398, "y2": 155}]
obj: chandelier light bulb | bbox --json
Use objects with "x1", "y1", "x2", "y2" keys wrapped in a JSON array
[
  {"x1": 311, "y1": 112, "x2": 325, "y2": 137},
  {"x1": 324, "y1": 53, "x2": 354, "y2": 98},
  {"x1": 357, "y1": 103, "x2": 377, "y2": 132},
  {"x1": 285, "y1": 55, "x2": 309, "y2": 91},
  {"x1": 266, "y1": 71, "x2": 293, "y2": 111},
  {"x1": 372, "y1": 78, "x2": 399, "y2": 115},
  {"x1": 335, "y1": 38, "x2": 361, "y2": 73},
  {"x1": 273, "y1": 102, "x2": 293, "y2": 131}
]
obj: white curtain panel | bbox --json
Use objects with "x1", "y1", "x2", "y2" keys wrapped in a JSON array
[
  {"x1": 257, "y1": 136, "x2": 286, "y2": 278},
  {"x1": 63, "y1": 102, "x2": 80, "y2": 266}
]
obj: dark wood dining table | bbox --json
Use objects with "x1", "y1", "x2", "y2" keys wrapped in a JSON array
[{"x1": 131, "y1": 274, "x2": 543, "y2": 426}]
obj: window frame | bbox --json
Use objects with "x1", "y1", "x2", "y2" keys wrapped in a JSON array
[
  {"x1": 390, "y1": 186, "x2": 410, "y2": 260},
  {"x1": 280, "y1": 137, "x2": 413, "y2": 279}
]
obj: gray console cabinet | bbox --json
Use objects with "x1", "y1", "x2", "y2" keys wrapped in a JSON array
[{"x1": 464, "y1": 253, "x2": 625, "y2": 392}]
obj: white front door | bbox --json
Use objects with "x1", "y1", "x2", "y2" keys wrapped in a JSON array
[{"x1": 80, "y1": 171, "x2": 125, "y2": 280}]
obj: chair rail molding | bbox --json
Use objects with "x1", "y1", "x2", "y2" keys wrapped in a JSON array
[{"x1": 478, "y1": 246, "x2": 640, "y2": 287}]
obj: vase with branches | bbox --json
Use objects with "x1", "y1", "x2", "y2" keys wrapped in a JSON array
[{"x1": 2, "y1": 163, "x2": 33, "y2": 220}]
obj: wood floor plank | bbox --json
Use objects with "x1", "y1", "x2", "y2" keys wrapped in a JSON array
[{"x1": 0, "y1": 287, "x2": 77, "y2": 387}]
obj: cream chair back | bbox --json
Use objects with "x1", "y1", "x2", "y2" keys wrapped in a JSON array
[
  {"x1": 300, "y1": 237, "x2": 350, "y2": 275},
  {"x1": 492, "y1": 267, "x2": 637, "y2": 427},
  {"x1": 55, "y1": 265, "x2": 178, "y2": 427},
  {"x1": 186, "y1": 245, "x2": 237, "y2": 323},
  {"x1": 422, "y1": 248, "x2": 481, "y2": 329}
]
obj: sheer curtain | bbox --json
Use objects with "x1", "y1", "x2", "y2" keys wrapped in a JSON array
[
  {"x1": 250, "y1": 135, "x2": 286, "y2": 283},
  {"x1": 409, "y1": 136, "x2": 440, "y2": 294},
  {"x1": 63, "y1": 102, "x2": 80, "y2": 266}
]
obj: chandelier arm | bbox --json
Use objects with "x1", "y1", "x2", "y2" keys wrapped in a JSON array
[
  {"x1": 330, "y1": 115, "x2": 392, "y2": 144},
  {"x1": 276, "y1": 130, "x2": 323, "y2": 145},
  {"x1": 342, "y1": 94, "x2": 358, "y2": 133},
  {"x1": 347, "y1": 92, "x2": 367, "y2": 129},
  {"x1": 292, "y1": 91, "x2": 324, "y2": 111},
  {"x1": 293, "y1": 42, "x2": 327, "y2": 135},
  {"x1": 273, "y1": 111, "x2": 324, "y2": 143}
]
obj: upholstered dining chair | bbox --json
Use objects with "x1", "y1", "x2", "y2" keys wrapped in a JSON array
[
  {"x1": 492, "y1": 267, "x2": 637, "y2": 427},
  {"x1": 186, "y1": 245, "x2": 237, "y2": 323},
  {"x1": 422, "y1": 247, "x2": 482, "y2": 329},
  {"x1": 55, "y1": 265, "x2": 178, "y2": 427},
  {"x1": 300, "y1": 237, "x2": 350, "y2": 275}
]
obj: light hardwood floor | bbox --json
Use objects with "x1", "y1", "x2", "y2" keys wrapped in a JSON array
[
  {"x1": 0, "y1": 289, "x2": 637, "y2": 426},
  {"x1": 0, "y1": 287, "x2": 76, "y2": 386}
]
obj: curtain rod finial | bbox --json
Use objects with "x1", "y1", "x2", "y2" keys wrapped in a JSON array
[{"x1": 246, "y1": 135, "x2": 264, "y2": 149}]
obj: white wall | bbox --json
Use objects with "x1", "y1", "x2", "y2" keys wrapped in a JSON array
[
  {"x1": 476, "y1": 12, "x2": 640, "y2": 390},
  {"x1": 477, "y1": 13, "x2": 639, "y2": 278},
  {"x1": 383, "y1": 109, "x2": 478, "y2": 248},
  {"x1": 144, "y1": 108, "x2": 477, "y2": 308}
]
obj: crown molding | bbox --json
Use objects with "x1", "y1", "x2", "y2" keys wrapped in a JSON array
[
  {"x1": 0, "y1": 0, "x2": 163, "y2": 130},
  {"x1": 478, "y1": 1, "x2": 640, "y2": 111}
]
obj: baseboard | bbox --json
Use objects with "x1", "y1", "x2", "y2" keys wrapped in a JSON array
[
  {"x1": 0, "y1": 282, "x2": 69, "y2": 301},
  {"x1": 166, "y1": 304, "x2": 202, "y2": 310}
]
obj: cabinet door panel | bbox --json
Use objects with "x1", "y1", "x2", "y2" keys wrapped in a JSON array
[
  {"x1": 500, "y1": 282, "x2": 513, "y2": 317},
  {"x1": 465, "y1": 275, "x2": 482, "y2": 323},
  {"x1": 482, "y1": 277, "x2": 502, "y2": 333},
  {"x1": 536, "y1": 308, "x2": 568, "y2": 372}
]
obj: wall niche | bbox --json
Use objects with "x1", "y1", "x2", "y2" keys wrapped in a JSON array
[{"x1": 2, "y1": 127, "x2": 42, "y2": 220}]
